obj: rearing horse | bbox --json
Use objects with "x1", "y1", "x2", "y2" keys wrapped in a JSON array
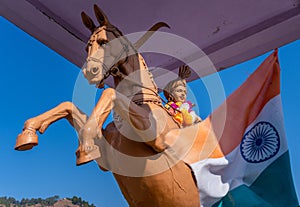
[{"x1": 15, "y1": 5, "x2": 200, "y2": 207}]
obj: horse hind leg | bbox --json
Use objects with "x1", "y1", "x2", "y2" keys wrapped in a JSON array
[{"x1": 15, "y1": 102, "x2": 88, "y2": 152}]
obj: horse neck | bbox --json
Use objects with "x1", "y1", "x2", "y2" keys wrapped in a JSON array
[{"x1": 113, "y1": 53, "x2": 160, "y2": 102}]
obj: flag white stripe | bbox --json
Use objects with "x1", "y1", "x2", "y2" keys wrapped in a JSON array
[{"x1": 191, "y1": 95, "x2": 288, "y2": 207}]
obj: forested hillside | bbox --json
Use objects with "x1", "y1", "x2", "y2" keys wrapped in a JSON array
[{"x1": 0, "y1": 196, "x2": 95, "y2": 207}]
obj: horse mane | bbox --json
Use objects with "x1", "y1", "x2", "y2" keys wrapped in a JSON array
[{"x1": 104, "y1": 25, "x2": 139, "y2": 56}]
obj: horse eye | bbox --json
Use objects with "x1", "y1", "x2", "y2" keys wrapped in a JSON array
[
  {"x1": 97, "y1": 40, "x2": 107, "y2": 47},
  {"x1": 101, "y1": 42, "x2": 106, "y2": 48}
]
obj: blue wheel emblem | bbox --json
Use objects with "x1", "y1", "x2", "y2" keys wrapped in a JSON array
[{"x1": 240, "y1": 122, "x2": 280, "y2": 163}]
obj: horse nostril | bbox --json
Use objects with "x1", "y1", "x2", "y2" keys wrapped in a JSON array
[{"x1": 91, "y1": 67, "x2": 99, "y2": 75}]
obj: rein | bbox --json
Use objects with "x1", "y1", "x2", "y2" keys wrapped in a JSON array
[{"x1": 110, "y1": 67, "x2": 163, "y2": 103}]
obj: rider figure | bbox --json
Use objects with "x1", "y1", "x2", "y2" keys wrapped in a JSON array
[{"x1": 163, "y1": 65, "x2": 202, "y2": 127}]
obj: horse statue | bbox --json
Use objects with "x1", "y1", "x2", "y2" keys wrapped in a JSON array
[{"x1": 15, "y1": 5, "x2": 200, "y2": 207}]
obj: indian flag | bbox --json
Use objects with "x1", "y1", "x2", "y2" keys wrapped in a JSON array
[{"x1": 173, "y1": 50, "x2": 299, "y2": 206}]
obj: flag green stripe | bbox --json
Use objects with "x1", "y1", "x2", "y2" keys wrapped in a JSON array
[
  {"x1": 213, "y1": 151, "x2": 299, "y2": 207},
  {"x1": 212, "y1": 185, "x2": 273, "y2": 207}
]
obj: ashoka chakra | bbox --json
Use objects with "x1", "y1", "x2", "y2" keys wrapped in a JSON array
[{"x1": 240, "y1": 121, "x2": 280, "y2": 163}]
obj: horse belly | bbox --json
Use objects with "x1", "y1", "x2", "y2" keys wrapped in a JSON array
[
  {"x1": 102, "y1": 120, "x2": 200, "y2": 206},
  {"x1": 113, "y1": 161, "x2": 200, "y2": 207}
]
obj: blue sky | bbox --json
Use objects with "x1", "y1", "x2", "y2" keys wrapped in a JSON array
[{"x1": 0, "y1": 16, "x2": 299, "y2": 206}]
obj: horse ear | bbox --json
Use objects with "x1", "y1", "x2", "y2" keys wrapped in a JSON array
[
  {"x1": 94, "y1": 4, "x2": 109, "y2": 26},
  {"x1": 81, "y1": 12, "x2": 96, "y2": 33}
]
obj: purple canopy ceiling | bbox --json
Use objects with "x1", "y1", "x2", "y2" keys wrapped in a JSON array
[{"x1": 1, "y1": 0, "x2": 300, "y2": 84}]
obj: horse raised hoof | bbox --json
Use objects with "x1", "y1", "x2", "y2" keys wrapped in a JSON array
[
  {"x1": 75, "y1": 144, "x2": 101, "y2": 166},
  {"x1": 15, "y1": 127, "x2": 38, "y2": 151}
]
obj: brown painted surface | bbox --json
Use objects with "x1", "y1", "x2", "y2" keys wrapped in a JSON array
[{"x1": 15, "y1": 5, "x2": 201, "y2": 207}]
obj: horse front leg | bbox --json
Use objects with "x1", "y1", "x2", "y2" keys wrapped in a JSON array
[
  {"x1": 78, "y1": 87, "x2": 170, "y2": 166},
  {"x1": 77, "y1": 88, "x2": 116, "y2": 165},
  {"x1": 15, "y1": 101, "x2": 88, "y2": 152}
]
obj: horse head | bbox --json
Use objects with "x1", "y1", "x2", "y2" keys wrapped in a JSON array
[
  {"x1": 81, "y1": 5, "x2": 170, "y2": 89},
  {"x1": 81, "y1": 5, "x2": 129, "y2": 88}
]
